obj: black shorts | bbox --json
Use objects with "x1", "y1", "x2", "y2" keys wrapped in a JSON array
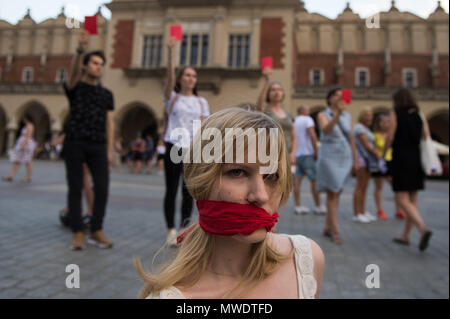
[
  {"x1": 157, "y1": 154, "x2": 164, "y2": 161},
  {"x1": 133, "y1": 152, "x2": 144, "y2": 161}
]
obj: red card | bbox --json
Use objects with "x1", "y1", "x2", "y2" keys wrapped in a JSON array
[
  {"x1": 84, "y1": 16, "x2": 98, "y2": 35},
  {"x1": 261, "y1": 56, "x2": 273, "y2": 70},
  {"x1": 170, "y1": 25, "x2": 183, "y2": 41},
  {"x1": 342, "y1": 89, "x2": 352, "y2": 104}
]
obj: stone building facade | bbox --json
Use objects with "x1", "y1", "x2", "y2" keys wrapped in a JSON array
[{"x1": 0, "y1": 0, "x2": 448, "y2": 156}]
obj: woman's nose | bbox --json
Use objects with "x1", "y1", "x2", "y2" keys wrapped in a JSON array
[{"x1": 247, "y1": 175, "x2": 269, "y2": 207}]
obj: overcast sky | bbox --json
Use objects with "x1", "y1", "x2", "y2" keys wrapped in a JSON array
[{"x1": 0, "y1": 0, "x2": 448, "y2": 24}]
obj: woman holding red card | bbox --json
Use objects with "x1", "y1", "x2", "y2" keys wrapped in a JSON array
[
  {"x1": 256, "y1": 67, "x2": 297, "y2": 174},
  {"x1": 316, "y1": 88, "x2": 358, "y2": 244},
  {"x1": 135, "y1": 107, "x2": 324, "y2": 299},
  {"x1": 162, "y1": 35, "x2": 210, "y2": 247}
]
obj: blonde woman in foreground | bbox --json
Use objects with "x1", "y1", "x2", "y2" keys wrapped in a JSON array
[{"x1": 135, "y1": 107, "x2": 324, "y2": 299}]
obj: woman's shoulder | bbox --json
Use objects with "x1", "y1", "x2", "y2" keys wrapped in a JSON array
[
  {"x1": 145, "y1": 286, "x2": 186, "y2": 299},
  {"x1": 269, "y1": 233, "x2": 320, "y2": 256},
  {"x1": 273, "y1": 234, "x2": 323, "y2": 298}
]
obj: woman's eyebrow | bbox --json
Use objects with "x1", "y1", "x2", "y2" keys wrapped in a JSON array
[{"x1": 223, "y1": 163, "x2": 257, "y2": 171}]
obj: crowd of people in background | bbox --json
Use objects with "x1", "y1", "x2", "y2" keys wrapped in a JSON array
[
  {"x1": 1, "y1": 31, "x2": 439, "y2": 260},
  {"x1": 0, "y1": 28, "x2": 444, "y2": 301}
]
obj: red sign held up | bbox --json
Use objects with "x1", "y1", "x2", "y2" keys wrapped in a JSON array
[
  {"x1": 342, "y1": 89, "x2": 352, "y2": 104},
  {"x1": 170, "y1": 25, "x2": 183, "y2": 41},
  {"x1": 84, "y1": 16, "x2": 98, "y2": 35},
  {"x1": 261, "y1": 56, "x2": 273, "y2": 71}
]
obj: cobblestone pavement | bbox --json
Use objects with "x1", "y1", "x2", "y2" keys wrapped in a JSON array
[{"x1": 0, "y1": 159, "x2": 448, "y2": 299}]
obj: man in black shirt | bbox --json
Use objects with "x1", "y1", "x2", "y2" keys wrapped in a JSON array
[{"x1": 63, "y1": 30, "x2": 114, "y2": 250}]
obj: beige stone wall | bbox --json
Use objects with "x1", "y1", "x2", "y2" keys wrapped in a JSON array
[
  {"x1": 103, "y1": 1, "x2": 297, "y2": 131},
  {"x1": 0, "y1": 13, "x2": 108, "y2": 58},
  {"x1": 0, "y1": 1, "x2": 448, "y2": 152},
  {"x1": 294, "y1": 4, "x2": 449, "y2": 55}
]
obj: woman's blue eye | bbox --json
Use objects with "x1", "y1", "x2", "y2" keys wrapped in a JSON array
[{"x1": 227, "y1": 169, "x2": 245, "y2": 177}]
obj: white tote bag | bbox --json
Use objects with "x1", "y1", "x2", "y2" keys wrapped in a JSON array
[{"x1": 420, "y1": 113, "x2": 442, "y2": 176}]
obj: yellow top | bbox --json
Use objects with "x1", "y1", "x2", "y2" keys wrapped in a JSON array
[{"x1": 374, "y1": 132, "x2": 392, "y2": 162}]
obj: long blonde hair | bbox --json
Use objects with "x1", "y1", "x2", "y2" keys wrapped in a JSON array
[{"x1": 134, "y1": 107, "x2": 293, "y2": 299}]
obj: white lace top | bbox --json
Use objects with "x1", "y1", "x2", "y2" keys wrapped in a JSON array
[{"x1": 145, "y1": 234, "x2": 317, "y2": 299}]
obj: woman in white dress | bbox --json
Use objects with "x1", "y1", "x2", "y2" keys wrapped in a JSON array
[
  {"x1": 3, "y1": 114, "x2": 37, "y2": 183},
  {"x1": 135, "y1": 107, "x2": 324, "y2": 299}
]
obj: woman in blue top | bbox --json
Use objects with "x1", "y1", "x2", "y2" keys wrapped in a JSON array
[
  {"x1": 316, "y1": 88, "x2": 358, "y2": 244},
  {"x1": 352, "y1": 107, "x2": 380, "y2": 224}
]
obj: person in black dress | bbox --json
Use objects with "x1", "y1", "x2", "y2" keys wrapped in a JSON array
[{"x1": 383, "y1": 88, "x2": 432, "y2": 251}]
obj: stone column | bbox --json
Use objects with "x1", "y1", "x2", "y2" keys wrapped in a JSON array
[
  {"x1": 211, "y1": 8, "x2": 227, "y2": 67},
  {"x1": 250, "y1": 11, "x2": 262, "y2": 68}
]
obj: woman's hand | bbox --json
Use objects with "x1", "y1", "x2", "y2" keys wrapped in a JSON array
[
  {"x1": 352, "y1": 160, "x2": 359, "y2": 175},
  {"x1": 108, "y1": 149, "x2": 113, "y2": 166},
  {"x1": 167, "y1": 36, "x2": 177, "y2": 51},
  {"x1": 78, "y1": 30, "x2": 90, "y2": 51},
  {"x1": 290, "y1": 152, "x2": 296, "y2": 165},
  {"x1": 262, "y1": 67, "x2": 272, "y2": 81}
]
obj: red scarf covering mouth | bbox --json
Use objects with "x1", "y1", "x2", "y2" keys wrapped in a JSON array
[{"x1": 177, "y1": 200, "x2": 279, "y2": 244}]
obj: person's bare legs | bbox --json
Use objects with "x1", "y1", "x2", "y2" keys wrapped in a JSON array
[
  {"x1": 293, "y1": 176, "x2": 303, "y2": 207},
  {"x1": 373, "y1": 177, "x2": 384, "y2": 212},
  {"x1": 146, "y1": 158, "x2": 153, "y2": 174},
  {"x1": 398, "y1": 215, "x2": 414, "y2": 241},
  {"x1": 398, "y1": 191, "x2": 421, "y2": 240},
  {"x1": 24, "y1": 161, "x2": 33, "y2": 181},
  {"x1": 353, "y1": 168, "x2": 365, "y2": 216},
  {"x1": 311, "y1": 180, "x2": 320, "y2": 207},
  {"x1": 395, "y1": 191, "x2": 426, "y2": 236},
  {"x1": 325, "y1": 190, "x2": 340, "y2": 234},
  {"x1": 360, "y1": 170, "x2": 371, "y2": 214},
  {"x1": 127, "y1": 159, "x2": 133, "y2": 173},
  {"x1": 387, "y1": 177, "x2": 403, "y2": 215},
  {"x1": 158, "y1": 159, "x2": 164, "y2": 172},
  {"x1": 5, "y1": 162, "x2": 20, "y2": 180},
  {"x1": 115, "y1": 154, "x2": 122, "y2": 173}
]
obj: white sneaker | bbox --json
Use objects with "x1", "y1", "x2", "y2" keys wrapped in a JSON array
[
  {"x1": 319, "y1": 204, "x2": 327, "y2": 214},
  {"x1": 364, "y1": 211, "x2": 377, "y2": 222},
  {"x1": 166, "y1": 228, "x2": 178, "y2": 247},
  {"x1": 295, "y1": 206, "x2": 310, "y2": 215},
  {"x1": 313, "y1": 205, "x2": 327, "y2": 215},
  {"x1": 353, "y1": 214, "x2": 371, "y2": 223}
]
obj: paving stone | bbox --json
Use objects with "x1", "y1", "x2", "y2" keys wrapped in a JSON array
[
  {"x1": 0, "y1": 288, "x2": 27, "y2": 298},
  {"x1": 0, "y1": 159, "x2": 448, "y2": 299}
]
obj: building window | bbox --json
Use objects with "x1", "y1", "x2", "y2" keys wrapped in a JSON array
[
  {"x1": 355, "y1": 67, "x2": 370, "y2": 87},
  {"x1": 228, "y1": 34, "x2": 251, "y2": 68},
  {"x1": 201, "y1": 35, "x2": 209, "y2": 67},
  {"x1": 55, "y1": 68, "x2": 67, "y2": 83},
  {"x1": 142, "y1": 35, "x2": 163, "y2": 67},
  {"x1": 22, "y1": 67, "x2": 34, "y2": 83},
  {"x1": 309, "y1": 69, "x2": 324, "y2": 86},
  {"x1": 180, "y1": 34, "x2": 209, "y2": 67},
  {"x1": 402, "y1": 68, "x2": 417, "y2": 88}
]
